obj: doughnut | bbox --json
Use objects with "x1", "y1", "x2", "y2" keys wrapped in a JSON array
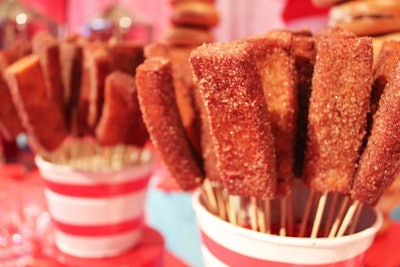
[
  {"x1": 162, "y1": 26, "x2": 214, "y2": 46},
  {"x1": 329, "y1": 0, "x2": 400, "y2": 36},
  {"x1": 170, "y1": 1, "x2": 219, "y2": 28}
]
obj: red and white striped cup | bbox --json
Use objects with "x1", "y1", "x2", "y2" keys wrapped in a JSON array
[
  {"x1": 35, "y1": 150, "x2": 154, "y2": 258},
  {"x1": 192, "y1": 189, "x2": 382, "y2": 267}
]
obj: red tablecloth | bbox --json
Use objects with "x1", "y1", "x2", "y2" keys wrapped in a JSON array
[
  {"x1": 364, "y1": 221, "x2": 400, "y2": 267},
  {"x1": 27, "y1": 226, "x2": 190, "y2": 267}
]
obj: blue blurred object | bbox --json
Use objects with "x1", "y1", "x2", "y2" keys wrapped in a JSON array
[
  {"x1": 391, "y1": 206, "x2": 400, "y2": 221},
  {"x1": 145, "y1": 182, "x2": 203, "y2": 267}
]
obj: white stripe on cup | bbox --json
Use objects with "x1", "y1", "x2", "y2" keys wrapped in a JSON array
[
  {"x1": 35, "y1": 155, "x2": 154, "y2": 185},
  {"x1": 45, "y1": 189, "x2": 147, "y2": 225},
  {"x1": 54, "y1": 227, "x2": 142, "y2": 258}
]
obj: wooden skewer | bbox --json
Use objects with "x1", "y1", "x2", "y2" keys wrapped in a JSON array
[
  {"x1": 323, "y1": 193, "x2": 339, "y2": 237},
  {"x1": 215, "y1": 187, "x2": 227, "y2": 221},
  {"x1": 348, "y1": 202, "x2": 363, "y2": 235},
  {"x1": 279, "y1": 197, "x2": 287, "y2": 236},
  {"x1": 336, "y1": 200, "x2": 360, "y2": 237},
  {"x1": 310, "y1": 191, "x2": 328, "y2": 238},
  {"x1": 227, "y1": 195, "x2": 238, "y2": 225},
  {"x1": 256, "y1": 198, "x2": 266, "y2": 233},
  {"x1": 249, "y1": 197, "x2": 258, "y2": 231},
  {"x1": 202, "y1": 179, "x2": 219, "y2": 215},
  {"x1": 299, "y1": 189, "x2": 316, "y2": 237},
  {"x1": 200, "y1": 187, "x2": 214, "y2": 212},
  {"x1": 264, "y1": 199, "x2": 272, "y2": 234},
  {"x1": 238, "y1": 196, "x2": 248, "y2": 227},
  {"x1": 328, "y1": 196, "x2": 349, "y2": 238},
  {"x1": 286, "y1": 193, "x2": 294, "y2": 236}
]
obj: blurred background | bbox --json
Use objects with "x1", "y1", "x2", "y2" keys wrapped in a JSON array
[
  {"x1": 0, "y1": 0, "x2": 329, "y2": 47},
  {"x1": 0, "y1": 1, "x2": 398, "y2": 267}
]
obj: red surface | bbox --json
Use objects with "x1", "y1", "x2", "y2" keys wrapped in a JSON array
[
  {"x1": 282, "y1": 0, "x2": 329, "y2": 23},
  {"x1": 29, "y1": 226, "x2": 166, "y2": 267},
  {"x1": 364, "y1": 221, "x2": 400, "y2": 267}
]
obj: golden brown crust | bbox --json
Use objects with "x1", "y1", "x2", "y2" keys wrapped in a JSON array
[
  {"x1": 373, "y1": 32, "x2": 400, "y2": 64},
  {"x1": 371, "y1": 40, "x2": 400, "y2": 116},
  {"x1": 143, "y1": 42, "x2": 170, "y2": 59},
  {"x1": 190, "y1": 41, "x2": 277, "y2": 198},
  {"x1": 59, "y1": 38, "x2": 83, "y2": 133},
  {"x1": 84, "y1": 41, "x2": 111, "y2": 128},
  {"x1": 247, "y1": 30, "x2": 298, "y2": 197},
  {"x1": 0, "y1": 49, "x2": 25, "y2": 141},
  {"x1": 107, "y1": 39, "x2": 144, "y2": 75},
  {"x1": 144, "y1": 43, "x2": 201, "y2": 155},
  {"x1": 193, "y1": 86, "x2": 221, "y2": 182},
  {"x1": 0, "y1": 77, "x2": 23, "y2": 141},
  {"x1": 4, "y1": 55, "x2": 67, "y2": 151},
  {"x1": 31, "y1": 32, "x2": 63, "y2": 107},
  {"x1": 136, "y1": 57, "x2": 204, "y2": 190},
  {"x1": 303, "y1": 31, "x2": 373, "y2": 194},
  {"x1": 351, "y1": 60, "x2": 400, "y2": 205},
  {"x1": 168, "y1": 46, "x2": 201, "y2": 155},
  {"x1": 95, "y1": 71, "x2": 148, "y2": 147}
]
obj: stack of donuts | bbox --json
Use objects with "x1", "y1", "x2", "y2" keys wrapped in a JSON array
[
  {"x1": 162, "y1": 0, "x2": 219, "y2": 46},
  {"x1": 313, "y1": 0, "x2": 400, "y2": 62}
]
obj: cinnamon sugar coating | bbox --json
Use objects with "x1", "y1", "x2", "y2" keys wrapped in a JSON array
[
  {"x1": 136, "y1": 57, "x2": 204, "y2": 190},
  {"x1": 192, "y1": 68, "x2": 221, "y2": 183},
  {"x1": 95, "y1": 71, "x2": 148, "y2": 147},
  {"x1": 4, "y1": 55, "x2": 68, "y2": 151},
  {"x1": 371, "y1": 41, "x2": 400, "y2": 116},
  {"x1": 190, "y1": 41, "x2": 277, "y2": 198},
  {"x1": 247, "y1": 30, "x2": 298, "y2": 197},
  {"x1": 351, "y1": 60, "x2": 400, "y2": 205},
  {"x1": 303, "y1": 32, "x2": 373, "y2": 194},
  {"x1": 32, "y1": 32, "x2": 63, "y2": 108}
]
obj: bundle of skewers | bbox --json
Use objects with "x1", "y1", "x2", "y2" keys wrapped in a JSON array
[
  {"x1": 136, "y1": 26, "x2": 400, "y2": 238},
  {"x1": 0, "y1": 32, "x2": 150, "y2": 170}
]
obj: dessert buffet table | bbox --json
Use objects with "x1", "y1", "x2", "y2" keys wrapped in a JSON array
[{"x1": 0, "y1": 163, "x2": 399, "y2": 267}]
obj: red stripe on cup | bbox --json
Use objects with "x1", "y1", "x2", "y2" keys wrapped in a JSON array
[
  {"x1": 44, "y1": 175, "x2": 150, "y2": 198},
  {"x1": 53, "y1": 216, "x2": 143, "y2": 236},
  {"x1": 200, "y1": 231, "x2": 365, "y2": 267}
]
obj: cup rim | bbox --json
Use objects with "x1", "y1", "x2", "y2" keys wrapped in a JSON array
[
  {"x1": 192, "y1": 188, "x2": 383, "y2": 247},
  {"x1": 34, "y1": 147, "x2": 155, "y2": 175}
]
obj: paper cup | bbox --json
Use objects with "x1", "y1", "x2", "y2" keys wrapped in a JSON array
[
  {"x1": 192, "y1": 188, "x2": 382, "y2": 267},
  {"x1": 35, "y1": 149, "x2": 154, "y2": 258}
]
